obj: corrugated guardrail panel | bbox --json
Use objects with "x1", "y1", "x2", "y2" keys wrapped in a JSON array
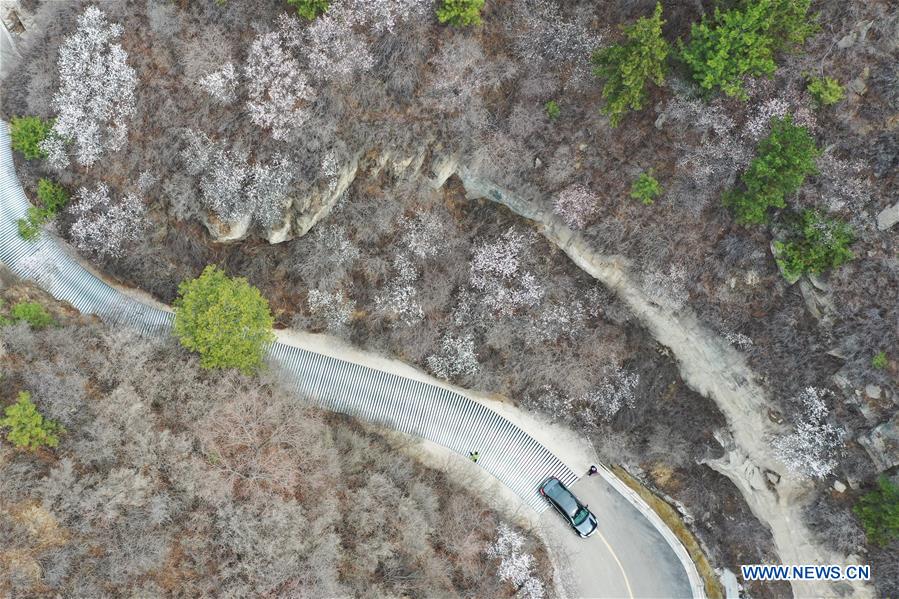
[
  {"x1": 0, "y1": 122, "x2": 578, "y2": 512},
  {"x1": 271, "y1": 342, "x2": 578, "y2": 511},
  {"x1": 0, "y1": 136, "x2": 174, "y2": 337}
]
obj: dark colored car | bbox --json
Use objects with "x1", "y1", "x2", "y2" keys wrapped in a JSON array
[{"x1": 539, "y1": 477, "x2": 598, "y2": 538}]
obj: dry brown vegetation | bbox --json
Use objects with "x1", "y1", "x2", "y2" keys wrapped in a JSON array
[
  {"x1": 0, "y1": 280, "x2": 550, "y2": 597},
  {"x1": 2, "y1": 0, "x2": 897, "y2": 595}
]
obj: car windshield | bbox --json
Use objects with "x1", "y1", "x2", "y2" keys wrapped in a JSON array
[
  {"x1": 545, "y1": 480, "x2": 579, "y2": 516},
  {"x1": 572, "y1": 508, "x2": 590, "y2": 526}
]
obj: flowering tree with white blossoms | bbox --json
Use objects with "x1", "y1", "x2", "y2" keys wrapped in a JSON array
[
  {"x1": 246, "y1": 154, "x2": 295, "y2": 228},
  {"x1": 665, "y1": 83, "x2": 817, "y2": 206},
  {"x1": 668, "y1": 101, "x2": 751, "y2": 196},
  {"x1": 136, "y1": 171, "x2": 158, "y2": 194},
  {"x1": 307, "y1": 288, "x2": 355, "y2": 331},
  {"x1": 815, "y1": 149, "x2": 873, "y2": 216},
  {"x1": 180, "y1": 130, "x2": 295, "y2": 226},
  {"x1": 525, "y1": 385, "x2": 574, "y2": 424},
  {"x1": 741, "y1": 82, "x2": 817, "y2": 142},
  {"x1": 400, "y1": 212, "x2": 445, "y2": 259},
  {"x1": 525, "y1": 368, "x2": 639, "y2": 426},
  {"x1": 375, "y1": 254, "x2": 424, "y2": 326},
  {"x1": 69, "y1": 183, "x2": 146, "y2": 259},
  {"x1": 198, "y1": 62, "x2": 238, "y2": 104},
  {"x1": 532, "y1": 300, "x2": 586, "y2": 341},
  {"x1": 724, "y1": 330, "x2": 753, "y2": 350},
  {"x1": 305, "y1": 9, "x2": 374, "y2": 84},
  {"x1": 426, "y1": 333, "x2": 479, "y2": 380},
  {"x1": 512, "y1": 0, "x2": 602, "y2": 75},
  {"x1": 773, "y1": 387, "x2": 845, "y2": 479},
  {"x1": 320, "y1": 150, "x2": 340, "y2": 193},
  {"x1": 259, "y1": 1, "x2": 429, "y2": 100},
  {"x1": 196, "y1": 148, "x2": 248, "y2": 222},
  {"x1": 315, "y1": 224, "x2": 360, "y2": 264},
  {"x1": 244, "y1": 30, "x2": 315, "y2": 140},
  {"x1": 659, "y1": 96, "x2": 735, "y2": 137},
  {"x1": 471, "y1": 228, "x2": 525, "y2": 281},
  {"x1": 581, "y1": 367, "x2": 640, "y2": 422},
  {"x1": 470, "y1": 228, "x2": 544, "y2": 317},
  {"x1": 742, "y1": 97, "x2": 791, "y2": 141},
  {"x1": 553, "y1": 184, "x2": 599, "y2": 229},
  {"x1": 486, "y1": 524, "x2": 545, "y2": 599},
  {"x1": 288, "y1": 0, "x2": 429, "y2": 85},
  {"x1": 40, "y1": 7, "x2": 137, "y2": 169},
  {"x1": 345, "y1": 0, "x2": 430, "y2": 35}
]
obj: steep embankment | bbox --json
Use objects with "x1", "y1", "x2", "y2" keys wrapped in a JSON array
[{"x1": 430, "y1": 158, "x2": 873, "y2": 599}]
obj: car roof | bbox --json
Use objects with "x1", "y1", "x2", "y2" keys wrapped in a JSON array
[{"x1": 543, "y1": 478, "x2": 579, "y2": 517}]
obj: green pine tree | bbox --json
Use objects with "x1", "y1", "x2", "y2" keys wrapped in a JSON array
[
  {"x1": 854, "y1": 477, "x2": 899, "y2": 547},
  {"x1": 1, "y1": 391, "x2": 64, "y2": 451},
  {"x1": 724, "y1": 115, "x2": 819, "y2": 225},
  {"x1": 592, "y1": 3, "x2": 670, "y2": 127}
]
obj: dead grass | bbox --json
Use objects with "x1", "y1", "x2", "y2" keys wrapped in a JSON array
[
  {"x1": 0, "y1": 501, "x2": 70, "y2": 596},
  {"x1": 611, "y1": 465, "x2": 724, "y2": 599}
]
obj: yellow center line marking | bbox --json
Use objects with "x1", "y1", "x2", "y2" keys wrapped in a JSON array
[{"x1": 595, "y1": 528, "x2": 635, "y2": 599}]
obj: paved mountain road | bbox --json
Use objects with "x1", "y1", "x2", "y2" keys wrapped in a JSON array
[
  {"x1": 0, "y1": 121, "x2": 701, "y2": 598},
  {"x1": 559, "y1": 476, "x2": 696, "y2": 598}
]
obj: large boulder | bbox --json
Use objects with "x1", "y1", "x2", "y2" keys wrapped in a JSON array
[
  {"x1": 858, "y1": 413, "x2": 899, "y2": 472},
  {"x1": 876, "y1": 201, "x2": 899, "y2": 231}
]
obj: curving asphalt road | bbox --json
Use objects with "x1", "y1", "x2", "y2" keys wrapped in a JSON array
[{"x1": 0, "y1": 121, "x2": 702, "y2": 598}]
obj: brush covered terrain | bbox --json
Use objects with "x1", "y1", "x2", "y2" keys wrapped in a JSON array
[{"x1": 1, "y1": 0, "x2": 897, "y2": 595}]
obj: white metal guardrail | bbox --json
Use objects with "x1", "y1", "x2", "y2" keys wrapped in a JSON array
[
  {"x1": 270, "y1": 341, "x2": 580, "y2": 510},
  {"x1": 0, "y1": 121, "x2": 579, "y2": 512}
]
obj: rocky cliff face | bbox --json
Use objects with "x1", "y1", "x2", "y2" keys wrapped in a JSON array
[{"x1": 202, "y1": 147, "x2": 429, "y2": 244}]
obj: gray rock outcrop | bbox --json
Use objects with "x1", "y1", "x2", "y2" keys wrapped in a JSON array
[
  {"x1": 204, "y1": 147, "x2": 428, "y2": 244},
  {"x1": 876, "y1": 201, "x2": 899, "y2": 231},
  {"x1": 859, "y1": 414, "x2": 899, "y2": 472}
]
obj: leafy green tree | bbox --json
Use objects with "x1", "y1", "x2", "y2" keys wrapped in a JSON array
[
  {"x1": 286, "y1": 0, "x2": 329, "y2": 20},
  {"x1": 591, "y1": 3, "x2": 669, "y2": 127},
  {"x1": 436, "y1": 0, "x2": 485, "y2": 27},
  {"x1": 17, "y1": 207, "x2": 48, "y2": 241},
  {"x1": 173, "y1": 265, "x2": 275, "y2": 374},
  {"x1": 545, "y1": 100, "x2": 561, "y2": 121},
  {"x1": 1, "y1": 391, "x2": 64, "y2": 451},
  {"x1": 680, "y1": 0, "x2": 816, "y2": 99},
  {"x1": 807, "y1": 76, "x2": 844, "y2": 107},
  {"x1": 9, "y1": 116, "x2": 52, "y2": 160},
  {"x1": 766, "y1": 0, "x2": 818, "y2": 47},
  {"x1": 872, "y1": 351, "x2": 888, "y2": 370},
  {"x1": 18, "y1": 179, "x2": 70, "y2": 240},
  {"x1": 37, "y1": 178, "x2": 70, "y2": 213},
  {"x1": 11, "y1": 301, "x2": 55, "y2": 329},
  {"x1": 724, "y1": 115, "x2": 819, "y2": 225},
  {"x1": 630, "y1": 170, "x2": 662, "y2": 205},
  {"x1": 774, "y1": 210, "x2": 854, "y2": 280},
  {"x1": 854, "y1": 476, "x2": 899, "y2": 547}
]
